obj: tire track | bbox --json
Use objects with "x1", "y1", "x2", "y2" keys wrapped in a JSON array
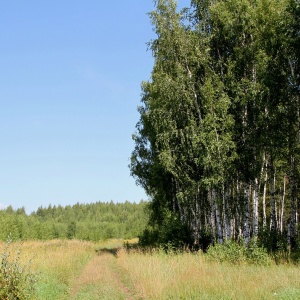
[{"x1": 69, "y1": 252, "x2": 138, "y2": 300}]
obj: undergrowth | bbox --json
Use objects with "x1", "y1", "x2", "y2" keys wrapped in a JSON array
[
  {"x1": 205, "y1": 240, "x2": 272, "y2": 265},
  {"x1": 0, "y1": 235, "x2": 36, "y2": 299}
]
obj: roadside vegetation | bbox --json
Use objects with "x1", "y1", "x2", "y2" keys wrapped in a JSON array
[
  {"x1": 118, "y1": 247, "x2": 300, "y2": 299},
  {"x1": 1, "y1": 239, "x2": 300, "y2": 300},
  {"x1": 0, "y1": 236, "x2": 36, "y2": 299}
]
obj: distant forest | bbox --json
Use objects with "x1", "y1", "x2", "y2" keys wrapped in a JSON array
[{"x1": 0, "y1": 201, "x2": 148, "y2": 241}]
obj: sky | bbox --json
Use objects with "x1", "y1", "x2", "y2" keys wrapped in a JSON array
[{"x1": 0, "y1": 0, "x2": 190, "y2": 214}]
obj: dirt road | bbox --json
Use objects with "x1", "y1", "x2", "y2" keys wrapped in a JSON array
[{"x1": 69, "y1": 251, "x2": 138, "y2": 300}]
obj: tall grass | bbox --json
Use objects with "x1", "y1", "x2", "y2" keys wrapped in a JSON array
[
  {"x1": 117, "y1": 248, "x2": 300, "y2": 299},
  {"x1": 1, "y1": 240, "x2": 95, "y2": 300},
  {"x1": 2, "y1": 239, "x2": 300, "y2": 299},
  {"x1": 0, "y1": 237, "x2": 36, "y2": 299}
]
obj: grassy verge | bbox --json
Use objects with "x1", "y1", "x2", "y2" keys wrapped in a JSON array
[
  {"x1": 1, "y1": 240, "x2": 94, "y2": 300},
  {"x1": 2, "y1": 239, "x2": 300, "y2": 299},
  {"x1": 117, "y1": 248, "x2": 300, "y2": 299},
  {"x1": 0, "y1": 238, "x2": 36, "y2": 299}
]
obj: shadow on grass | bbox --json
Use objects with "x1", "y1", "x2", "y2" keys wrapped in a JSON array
[{"x1": 95, "y1": 247, "x2": 120, "y2": 256}]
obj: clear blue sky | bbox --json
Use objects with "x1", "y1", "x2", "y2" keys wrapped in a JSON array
[{"x1": 0, "y1": 0, "x2": 190, "y2": 213}]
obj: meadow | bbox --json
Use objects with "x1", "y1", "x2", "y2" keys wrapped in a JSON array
[{"x1": 1, "y1": 239, "x2": 300, "y2": 299}]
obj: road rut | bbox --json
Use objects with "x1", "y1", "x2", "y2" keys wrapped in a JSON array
[{"x1": 69, "y1": 251, "x2": 138, "y2": 300}]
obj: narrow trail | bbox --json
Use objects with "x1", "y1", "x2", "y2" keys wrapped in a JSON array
[{"x1": 69, "y1": 251, "x2": 138, "y2": 300}]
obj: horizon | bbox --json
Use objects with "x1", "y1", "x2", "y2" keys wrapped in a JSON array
[
  {"x1": 0, "y1": 198, "x2": 148, "y2": 215},
  {"x1": 0, "y1": 0, "x2": 190, "y2": 214}
]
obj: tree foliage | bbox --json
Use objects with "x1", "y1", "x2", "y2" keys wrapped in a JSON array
[
  {"x1": 0, "y1": 201, "x2": 148, "y2": 242},
  {"x1": 131, "y1": 0, "x2": 300, "y2": 251}
]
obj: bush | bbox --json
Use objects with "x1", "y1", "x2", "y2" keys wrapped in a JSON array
[
  {"x1": 247, "y1": 241, "x2": 272, "y2": 265},
  {"x1": 139, "y1": 214, "x2": 194, "y2": 249},
  {"x1": 206, "y1": 240, "x2": 272, "y2": 266},
  {"x1": 138, "y1": 228, "x2": 160, "y2": 248},
  {"x1": 0, "y1": 236, "x2": 36, "y2": 299}
]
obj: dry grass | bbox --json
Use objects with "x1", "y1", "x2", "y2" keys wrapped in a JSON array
[
  {"x1": 1, "y1": 240, "x2": 95, "y2": 299},
  {"x1": 2, "y1": 240, "x2": 299, "y2": 299},
  {"x1": 16, "y1": 240, "x2": 93, "y2": 280},
  {"x1": 117, "y1": 248, "x2": 300, "y2": 299},
  {"x1": 71, "y1": 252, "x2": 137, "y2": 300},
  {"x1": 70, "y1": 253, "x2": 119, "y2": 298}
]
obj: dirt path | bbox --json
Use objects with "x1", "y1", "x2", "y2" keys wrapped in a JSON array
[{"x1": 69, "y1": 252, "x2": 138, "y2": 300}]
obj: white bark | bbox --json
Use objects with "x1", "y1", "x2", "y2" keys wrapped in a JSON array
[
  {"x1": 243, "y1": 183, "x2": 250, "y2": 246},
  {"x1": 215, "y1": 204, "x2": 223, "y2": 244},
  {"x1": 269, "y1": 161, "x2": 277, "y2": 232},
  {"x1": 209, "y1": 190, "x2": 216, "y2": 241},
  {"x1": 262, "y1": 155, "x2": 268, "y2": 229},
  {"x1": 288, "y1": 155, "x2": 296, "y2": 247},
  {"x1": 222, "y1": 186, "x2": 230, "y2": 240},
  {"x1": 280, "y1": 175, "x2": 286, "y2": 234},
  {"x1": 212, "y1": 189, "x2": 223, "y2": 244},
  {"x1": 253, "y1": 178, "x2": 259, "y2": 239}
]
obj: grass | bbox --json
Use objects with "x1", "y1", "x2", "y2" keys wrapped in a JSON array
[
  {"x1": 1, "y1": 240, "x2": 94, "y2": 299},
  {"x1": 1, "y1": 239, "x2": 300, "y2": 299},
  {"x1": 70, "y1": 253, "x2": 127, "y2": 300},
  {"x1": 74, "y1": 238, "x2": 139, "y2": 299},
  {"x1": 117, "y1": 248, "x2": 300, "y2": 299},
  {"x1": 0, "y1": 237, "x2": 36, "y2": 299}
]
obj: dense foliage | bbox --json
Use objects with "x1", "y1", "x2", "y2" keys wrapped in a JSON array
[
  {"x1": 0, "y1": 201, "x2": 148, "y2": 241},
  {"x1": 131, "y1": 0, "x2": 300, "y2": 251}
]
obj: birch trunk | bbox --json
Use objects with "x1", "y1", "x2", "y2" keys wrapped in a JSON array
[
  {"x1": 243, "y1": 183, "x2": 250, "y2": 247},
  {"x1": 212, "y1": 189, "x2": 223, "y2": 244},
  {"x1": 262, "y1": 155, "x2": 268, "y2": 229},
  {"x1": 222, "y1": 186, "x2": 231, "y2": 240},
  {"x1": 288, "y1": 155, "x2": 296, "y2": 248},
  {"x1": 253, "y1": 178, "x2": 259, "y2": 239},
  {"x1": 269, "y1": 160, "x2": 277, "y2": 233},
  {"x1": 208, "y1": 189, "x2": 216, "y2": 242},
  {"x1": 280, "y1": 175, "x2": 286, "y2": 234}
]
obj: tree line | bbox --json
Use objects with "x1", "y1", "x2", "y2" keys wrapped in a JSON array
[
  {"x1": 131, "y1": 0, "x2": 300, "y2": 251},
  {"x1": 0, "y1": 201, "x2": 148, "y2": 241}
]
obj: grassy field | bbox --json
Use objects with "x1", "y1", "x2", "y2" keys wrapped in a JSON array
[{"x1": 1, "y1": 239, "x2": 300, "y2": 299}]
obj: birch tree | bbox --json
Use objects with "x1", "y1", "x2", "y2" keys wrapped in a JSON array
[{"x1": 132, "y1": 0, "x2": 300, "y2": 250}]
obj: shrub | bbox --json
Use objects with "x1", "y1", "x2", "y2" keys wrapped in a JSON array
[
  {"x1": 0, "y1": 235, "x2": 36, "y2": 299},
  {"x1": 139, "y1": 215, "x2": 194, "y2": 249},
  {"x1": 206, "y1": 240, "x2": 272, "y2": 265},
  {"x1": 247, "y1": 240, "x2": 272, "y2": 265}
]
